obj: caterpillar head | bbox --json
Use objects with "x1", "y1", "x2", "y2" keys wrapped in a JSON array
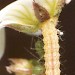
[{"x1": 33, "y1": 0, "x2": 50, "y2": 22}]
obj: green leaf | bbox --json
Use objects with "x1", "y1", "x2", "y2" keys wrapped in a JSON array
[
  {"x1": 31, "y1": 59, "x2": 45, "y2": 75},
  {"x1": 35, "y1": 39, "x2": 44, "y2": 59}
]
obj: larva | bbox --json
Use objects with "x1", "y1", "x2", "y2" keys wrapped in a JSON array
[{"x1": 41, "y1": 18, "x2": 60, "y2": 75}]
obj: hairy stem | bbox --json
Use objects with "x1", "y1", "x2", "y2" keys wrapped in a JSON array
[
  {"x1": 41, "y1": 17, "x2": 60, "y2": 75},
  {"x1": 40, "y1": 0, "x2": 65, "y2": 75}
]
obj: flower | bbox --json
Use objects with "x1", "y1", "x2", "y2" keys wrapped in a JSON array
[
  {"x1": 0, "y1": 0, "x2": 69, "y2": 35},
  {"x1": 0, "y1": 0, "x2": 40, "y2": 35},
  {"x1": 6, "y1": 58, "x2": 32, "y2": 74}
]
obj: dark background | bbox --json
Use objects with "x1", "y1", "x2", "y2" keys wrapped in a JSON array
[{"x1": 0, "y1": 0, "x2": 75, "y2": 75}]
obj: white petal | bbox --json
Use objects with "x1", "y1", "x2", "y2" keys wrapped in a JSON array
[
  {"x1": 0, "y1": 0, "x2": 38, "y2": 28},
  {"x1": 65, "y1": 0, "x2": 71, "y2": 4},
  {"x1": 0, "y1": 28, "x2": 5, "y2": 59},
  {"x1": 0, "y1": 0, "x2": 41, "y2": 36}
]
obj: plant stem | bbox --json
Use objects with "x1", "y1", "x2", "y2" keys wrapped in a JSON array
[
  {"x1": 41, "y1": 17, "x2": 60, "y2": 75},
  {"x1": 40, "y1": 0, "x2": 65, "y2": 75}
]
